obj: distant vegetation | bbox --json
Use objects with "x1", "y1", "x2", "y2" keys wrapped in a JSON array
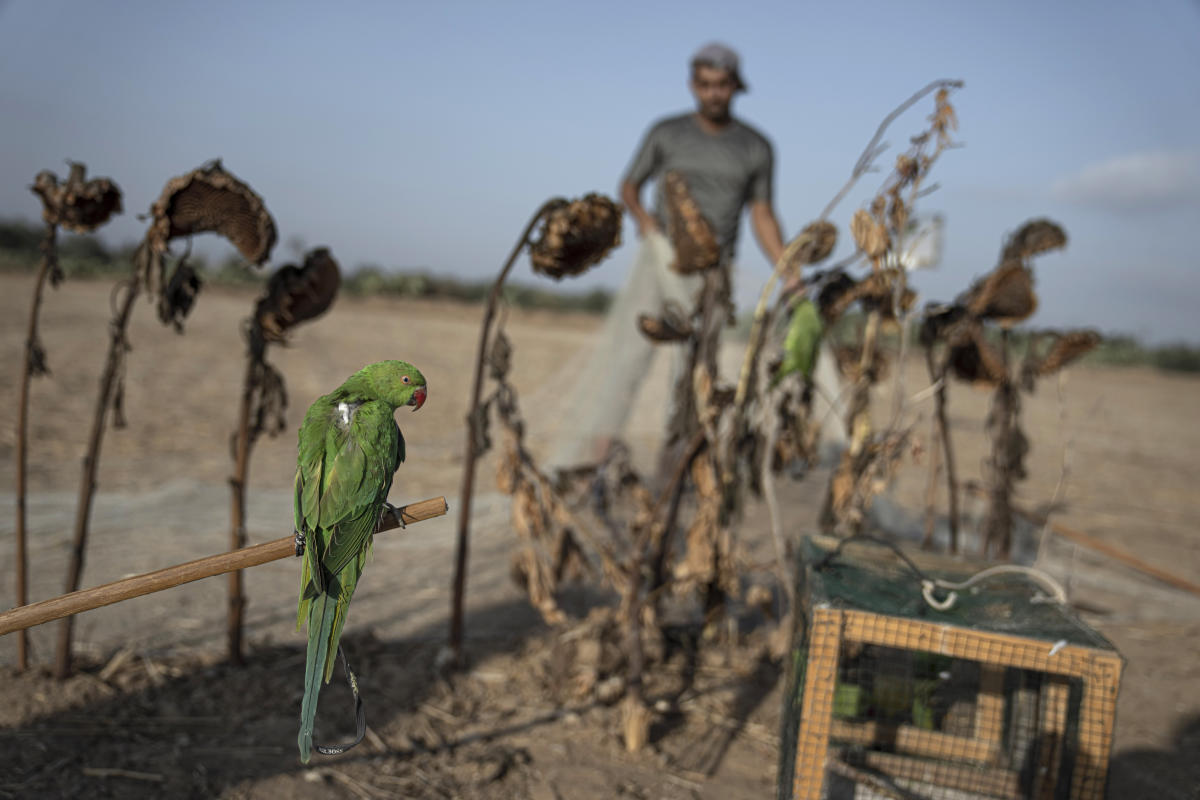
[
  {"x1": 4, "y1": 217, "x2": 1197, "y2": 371},
  {"x1": 0, "y1": 217, "x2": 613, "y2": 314}
]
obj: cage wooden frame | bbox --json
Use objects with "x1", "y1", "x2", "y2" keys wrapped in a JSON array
[{"x1": 789, "y1": 605, "x2": 1122, "y2": 800}]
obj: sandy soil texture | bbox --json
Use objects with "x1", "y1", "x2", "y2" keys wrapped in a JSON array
[{"x1": 0, "y1": 272, "x2": 1197, "y2": 798}]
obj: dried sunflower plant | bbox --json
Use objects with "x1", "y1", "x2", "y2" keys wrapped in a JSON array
[
  {"x1": 919, "y1": 219, "x2": 1099, "y2": 559},
  {"x1": 456, "y1": 83, "x2": 973, "y2": 755},
  {"x1": 495, "y1": 82, "x2": 968, "y2": 754},
  {"x1": 54, "y1": 160, "x2": 277, "y2": 679},
  {"x1": 807, "y1": 84, "x2": 961, "y2": 539},
  {"x1": 449, "y1": 193, "x2": 621, "y2": 666},
  {"x1": 228, "y1": 246, "x2": 340, "y2": 664},
  {"x1": 15, "y1": 162, "x2": 122, "y2": 672},
  {"x1": 690, "y1": 80, "x2": 963, "y2": 638}
]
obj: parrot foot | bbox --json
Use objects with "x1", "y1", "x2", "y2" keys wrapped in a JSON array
[
  {"x1": 293, "y1": 530, "x2": 306, "y2": 557},
  {"x1": 382, "y1": 503, "x2": 406, "y2": 529}
]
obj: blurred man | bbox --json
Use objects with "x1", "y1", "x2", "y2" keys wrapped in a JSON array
[
  {"x1": 620, "y1": 42, "x2": 785, "y2": 267},
  {"x1": 550, "y1": 43, "x2": 826, "y2": 473}
]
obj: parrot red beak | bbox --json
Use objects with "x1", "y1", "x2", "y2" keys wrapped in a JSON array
[{"x1": 410, "y1": 385, "x2": 427, "y2": 411}]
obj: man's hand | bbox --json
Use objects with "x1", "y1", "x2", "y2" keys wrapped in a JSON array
[
  {"x1": 621, "y1": 180, "x2": 660, "y2": 239},
  {"x1": 750, "y1": 199, "x2": 786, "y2": 267}
]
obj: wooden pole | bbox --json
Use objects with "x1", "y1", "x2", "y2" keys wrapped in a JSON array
[
  {"x1": 1, "y1": 496, "x2": 447, "y2": 638},
  {"x1": 449, "y1": 200, "x2": 555, "y2": 666}
]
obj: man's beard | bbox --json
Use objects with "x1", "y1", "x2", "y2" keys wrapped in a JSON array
[{"x1": 700, "y1": 102, "x2": 731, "y2": 122}]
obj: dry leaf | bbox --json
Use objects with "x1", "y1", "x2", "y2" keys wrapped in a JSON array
[
  {"x1": 621, "y1": 695, "x2": 651, "y2": 752},
  {"x1": 887, "y1": 192, "x2": 909, "y2": 235},
  {"x1": 1033, "y1": 329, "x2": 1101, "y2": 376},
  {"x1": 850, "y1": 208, "x2": 889, "y2": 260},
  {"x1": 946, "y1": 321, "x2": 1008, "y2": 384},
  {"x1": 816, "y1": 271, "x2": 858, "y2": 322},
  {"x1": 663, "y1": 171, "x2": 721, "y2": 274}
]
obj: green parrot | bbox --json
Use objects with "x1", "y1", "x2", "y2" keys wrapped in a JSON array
[
  {"x1": 294, "y1": 360, "x2": 427, "y2": 763},
  {"x1": 773, "y1": 296, "x2": 823, "y2": 388}
]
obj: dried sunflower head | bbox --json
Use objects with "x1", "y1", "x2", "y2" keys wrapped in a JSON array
[
  {"x1": 255, "y1": 247, "x2": 341, "y2": 342},
  {"x1": 1002, "y1": 218, "x2": 1067, "y2": 262},
  {"x1": 815, "y1": 270, "x2": 858, "y2": 323},
  {"x1": 147, "y1": 159, "x2": 276, "y2": 265},
  {"x1": 29, "y1": 163, "x2": 122, "y2": 233},
  {"x1": 782, "y1": 219, "x2": 837, "y2": 272},
  {"x1": 961, "y1": 261, "x2": 1037, "y2": 327},
  {"x1": 142, "y1": 160, "x2": 277, "y2": 329},
  {"x1": 662, "y1": 171, "x2": 721, "y2": 274},
  {"x1": 529, "y1": 193, "x2": 622, "y2": 280}
]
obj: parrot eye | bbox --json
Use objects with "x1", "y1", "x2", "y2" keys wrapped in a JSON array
[{"x1": 402, "y1": 376, "x2": 410, "y2": 384}]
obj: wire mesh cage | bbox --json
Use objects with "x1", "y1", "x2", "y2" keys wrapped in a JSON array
[{"x1": 779, "y1": 537, "x2": 1123, "y2": 800}]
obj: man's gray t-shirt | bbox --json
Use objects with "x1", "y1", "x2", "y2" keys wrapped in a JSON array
[{"x1": 622, "y1": 112, "x2": 774, "y2": 261}]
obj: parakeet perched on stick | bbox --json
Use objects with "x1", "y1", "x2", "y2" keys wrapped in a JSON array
[{"x1": 294, "y1": 360, "x2": 427, "y2": 763}]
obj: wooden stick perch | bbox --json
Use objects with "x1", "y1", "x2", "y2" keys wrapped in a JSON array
[{"x1": 0, "y1": 496, "x2": 447, "y2": 637}]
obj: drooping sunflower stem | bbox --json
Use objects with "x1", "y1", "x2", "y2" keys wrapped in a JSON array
[
  {"x1": 22, "y1": 163, "x2": 122, "y2": 676},
  {"x1": 449, "y1": 194, "x2": 621, "y2": 665},
  {"x1": 54, "y1": 262, "x2": 142, "y2": 680},
  {"x1": 14, "y1": 220, "x2": 60, "y2": 671},
  {"x1": 922, "y1": 342, "x2": 960, "y2": 553},
  {"x1": 227, "y1": 326, "x2": 264, "y2": 665},
  {"x1": 448, "y1": 199, "x2": 562, "y2": 666},
  {"x1": 983, "y1": 330, "x2": 1018, "y2": 559}
]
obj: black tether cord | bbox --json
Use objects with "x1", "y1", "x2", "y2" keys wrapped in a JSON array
[
  {"x1": 313, "y1": 646, "x2": 366, "y2": 756},
  {"x1": 813, "y1": 534, "x2": 953, "y2": 603}
]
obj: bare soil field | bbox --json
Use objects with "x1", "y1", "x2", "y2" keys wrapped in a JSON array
[{"x1": 0, "y1": 272, "x2": 1197, "y2": 798}]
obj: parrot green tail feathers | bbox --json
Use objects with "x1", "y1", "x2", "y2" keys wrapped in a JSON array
[{"x1": 298, "y1": 593, "x2": 336, "y2": 764}]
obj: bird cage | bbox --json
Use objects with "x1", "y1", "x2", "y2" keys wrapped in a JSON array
[{"x1": 779, "y1": 536, "x2": 1123, "y2": 800}]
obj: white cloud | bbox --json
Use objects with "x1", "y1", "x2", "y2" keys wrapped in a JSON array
[{"x1": 1051, "y1": 149, "x2": 1200, "y2": 212}]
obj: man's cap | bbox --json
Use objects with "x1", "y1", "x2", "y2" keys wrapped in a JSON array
[{"x1": 690, "y1": 42, "x2": 747, "y2": 92}]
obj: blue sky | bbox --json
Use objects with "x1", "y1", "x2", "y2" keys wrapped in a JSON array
[{"x1": 1, "y1": 0, "x2": 1198, "y2": 343}]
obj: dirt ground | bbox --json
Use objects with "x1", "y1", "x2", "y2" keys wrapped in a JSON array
[{"x1": 0, "y1": 271, "x2": 1198, "y2": 798}]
